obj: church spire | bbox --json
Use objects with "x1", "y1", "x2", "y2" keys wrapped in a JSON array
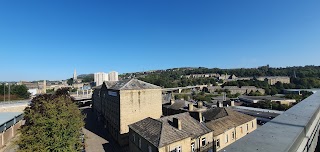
[{"x1": 73, "y1": 69, "x2": 77, "y2": 80}]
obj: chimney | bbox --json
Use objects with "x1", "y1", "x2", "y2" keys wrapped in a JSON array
[
  {"x1": 199, "y1": 112, "x2": 203, "y2": 122},
  {"x1": 198, "y1": 101, "x2": 203, "y2": 108},
  {"x1": 173, "y1": 117, "x2": 182, "y2": 130},
  {"x1": 190, "y1": 111, "x2": 203, "y2": 123},
  {"x1": 170, "y1": 93, "x2": 175, "y2": 105},
  {"x1": 218, "y1": 101, "x2": 223, "y2": 107},
  {"x1": 43, "y1": 80, "x2": 47, "y2": 94},
  {"x1": 231, "y1": 101, "x2": 235, "y2": 106},
  {"x1": 188, "y1": 103, "x2": 194, "y2": 111}
]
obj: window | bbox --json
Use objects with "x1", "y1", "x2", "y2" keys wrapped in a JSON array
[
  {"x1": 139, "y1": 138, "x2": 141, "y2": 148},
  {"x1": 216, "y1": 139, "x2": 220, "y2": 148},
  {"x1": 202, "y1": 138, "x2": 206, "y2": 146},
  {"x1": 170, "y1": 146, "x2": 181, "y2": 152},
  {"x1": 232, "y1": 131, "x2": 235, "y2": 140},
  {"x1": 148, "y1": 145, "x2": 152, "y2": 152},
  {"x1": 247, "y1": 124, "x2": 249, "y2": 131},
  {"x1": 191, "y1": 142, "x2": 195, "y2": 152},
  {"x1": 240, "y1": 127, "x2": 243, "y2": 133},
  {"x1": 225, "y1": 134, "x2": 228, "y2": 143},
  {"x1": 177, "y1": 146, "x2": 181, "y2": 152}
]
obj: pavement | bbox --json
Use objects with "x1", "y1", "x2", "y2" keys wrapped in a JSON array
[{"x1": 81, "y1": 107, "x2": 126, "y2": 152}]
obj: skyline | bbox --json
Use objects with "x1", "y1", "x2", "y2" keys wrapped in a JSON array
[{"x1": 1, "y1": 0, "x2": 320, "y2": 81}]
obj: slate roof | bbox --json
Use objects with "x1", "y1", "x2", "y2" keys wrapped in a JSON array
[
  {"x1": 104, "y1": 79, "x2": 161, "y2": 90},
  {"x1": 162, "y1": 100, "x2": 191, "y2": 110},
  {"x1": 129, "y1": 113, "x2": 211, "y2": 148},
  {"x1": 203, "y1": 108, "x2": 255, "y2": 136}
]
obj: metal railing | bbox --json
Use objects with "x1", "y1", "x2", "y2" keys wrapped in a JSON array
[{"x1": 221, "y1": 91, "x2": 320, "y2": 152}]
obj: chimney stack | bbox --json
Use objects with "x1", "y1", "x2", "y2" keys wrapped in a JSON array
[
  {"x1": 170, "y1": 92, "x2": 175, "y2": 105},
  {"x1": 188, "y1": 103, "x2": 194, "y2": 111},
  {"x1": 173, "y1": 117, "x2": 182, "y2": 130},
  {"x1": 198, "y1": 101, "x2": 203, "y2": 108},
  {"x1": 218, "y1": 101, "x2": 223, "y2": 107},
  {"x1": 198, "y1": 112, "x2": 203, "y2": 122},
  {"x1": 231, "y1": 101, "x2": 235, "y2": 106}
]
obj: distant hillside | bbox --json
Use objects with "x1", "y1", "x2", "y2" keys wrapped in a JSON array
[{"x1": 119, "y1": 65, "x2": 320, "y2": 89}]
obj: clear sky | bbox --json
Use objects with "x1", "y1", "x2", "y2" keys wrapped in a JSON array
[{"x1": 0, "y1": 0, "x2": 319, "y2": 81}]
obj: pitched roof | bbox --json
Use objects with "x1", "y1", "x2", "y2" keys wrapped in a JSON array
[
  {"x1": 104, "y1": 79, "x2": 161, "y2": 90},
  {"x1": 129, "y1": 113, "x2": 211, "y2": 148},
  {"x1": 162, "y1": 100, "x2": 191, "y2": 110},
  {"x1": 204, "y1": 108, "x2": 255, "y2": 136}
]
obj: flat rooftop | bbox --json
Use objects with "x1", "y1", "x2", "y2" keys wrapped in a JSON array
[{"x1": 239, "y1": 95, "x2": 291, "y2": 100}]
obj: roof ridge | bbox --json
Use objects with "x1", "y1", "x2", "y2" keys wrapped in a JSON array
[
  {"x1": 118, "y1": 78, "x2": 134, "y2": 90},
  {"x1": 157, "y1": 121, "x2": 164, "y2": 148}
]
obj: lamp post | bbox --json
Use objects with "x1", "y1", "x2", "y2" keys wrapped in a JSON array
[
  {"x1": 8, "y1": 83, "x2": 10, "y2": 102},
  {"x1": 3, "y1": 83, "x2": 5, "y2": 102}
]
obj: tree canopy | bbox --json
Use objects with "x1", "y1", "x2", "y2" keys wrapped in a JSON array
[
  {"x1": 0, "y1": 84, "x2": 30, "y2": 100},
  {"x1": 17, "y1": 88, "x2": 84, "y2": 152}
]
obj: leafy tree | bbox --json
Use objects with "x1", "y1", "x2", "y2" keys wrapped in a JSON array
[
  {"x1": 17, "y1": 88, "x2": 84, "y2": 152},
  {"x1": 11, "y1": 85, "x2": 30, "y2": 99},
  {"x1": 67, "y1": 78, "x2": 74, "y2": 86}
]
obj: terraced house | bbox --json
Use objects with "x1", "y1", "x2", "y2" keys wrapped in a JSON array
[
  {"x1": 129, "y1": 112, "x2": 213, "y2": 152},
  {"x1": 129, "y1": 107, "x2": 256, "y2": 152},
  {"x1": 202, "y1": 108, "x2": 257, "y2": 151}
]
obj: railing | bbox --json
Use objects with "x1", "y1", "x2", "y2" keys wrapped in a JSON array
[
  {"x1": 0, "y1": 113, "x2": 24, "y2": 132},
  {"x1": 221, "y1": 91, "x2": 320, "y2": 152}
]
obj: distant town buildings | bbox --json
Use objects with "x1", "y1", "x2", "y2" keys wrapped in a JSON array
[
  {"x1": 19, "y1": 80, "x2": 47, "y2": 95},
  {"x1": 256, "y1": 76, "x2": 290, "y2": 85},
  {"x1": 184, "y1": 73, "x2": 290, "y2": 85},
  {"x1": 94, "y1": 72, "x2": 109, "y2": 86},
  {"x1": 239, "y1": 95, "x2": 296, "y2": 105},
  {"x1": 108, "y1": 71, "x2": 119, "y2": 81},
  {"x1": 94, "y1": 71, "x2": 119, "y2": 86},
  {"x1": 204, "y1": 86, "x2": 265, "y2": 95}
]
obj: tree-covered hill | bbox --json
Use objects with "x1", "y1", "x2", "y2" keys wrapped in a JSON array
[{"x1": 119, "y1": 65, "x2": 320, "y2": 88}]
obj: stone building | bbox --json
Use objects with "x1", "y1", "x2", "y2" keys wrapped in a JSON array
[
  {"x1": 202, "y1": 108, "x2": 257, "y2": 152},
  {"x1": 92, "y1": 79, "x2": 163, "y2": 146},
  {"x1": 256, "y1": 76, "x2": 290, "y2": 85},
  {"x1": 129, "y1": 107, "x2": 256, "y2": 152},
  {"x1": 162, "y1": 99, "x2": 207, "y2": 116},
  {"x1": 239, "y1": 95, "x2": 296, "y2": 105},
  {"x1": 129, "y1": 112, "x2": 213, "y2": 152},
  {"x1": 204, "y1": 86, "x2": 265, "y2": 95}
]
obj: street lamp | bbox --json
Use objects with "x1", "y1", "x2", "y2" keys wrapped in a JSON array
[
  {"x1": 3, "y1": 83, "x2": 5, "y2": 102},
  {"x1": 8, "y1": 83, "x2": 10, "y2": 101}
]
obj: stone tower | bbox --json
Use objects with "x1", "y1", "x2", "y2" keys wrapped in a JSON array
[{"x1": 73, "y1": 69, "x2": 77, "y2": 80}]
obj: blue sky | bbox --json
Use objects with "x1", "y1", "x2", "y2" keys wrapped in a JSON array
[{"x1": 0, "y1": 0, "x2": 319, "y2": 81}]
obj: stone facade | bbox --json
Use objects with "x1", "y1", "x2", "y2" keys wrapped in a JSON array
[
  {"x1": 92, "y1": 79, "x2": 162, "y2": 146},
  {"x1": 256, "y1": 76, "x2": 290, "y2": 85},
  {"x1": 214, "y1": 119, "x2": 257, "y2": 151}
]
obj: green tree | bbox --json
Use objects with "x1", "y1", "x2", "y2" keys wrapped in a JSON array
[
  {"x1": 67, "y1": 78, "x2": 74, "y2": 86},
  {"x1": 11, "y1": 85, "x2": 30, "y2": 99},
  {"x1": 17, "y1": 89, "x2": 84, "y2": 152}
]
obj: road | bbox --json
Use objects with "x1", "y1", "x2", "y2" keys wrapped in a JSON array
[{"x1": 81, "y1": 107, "x2": 127, "y2": 152}]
